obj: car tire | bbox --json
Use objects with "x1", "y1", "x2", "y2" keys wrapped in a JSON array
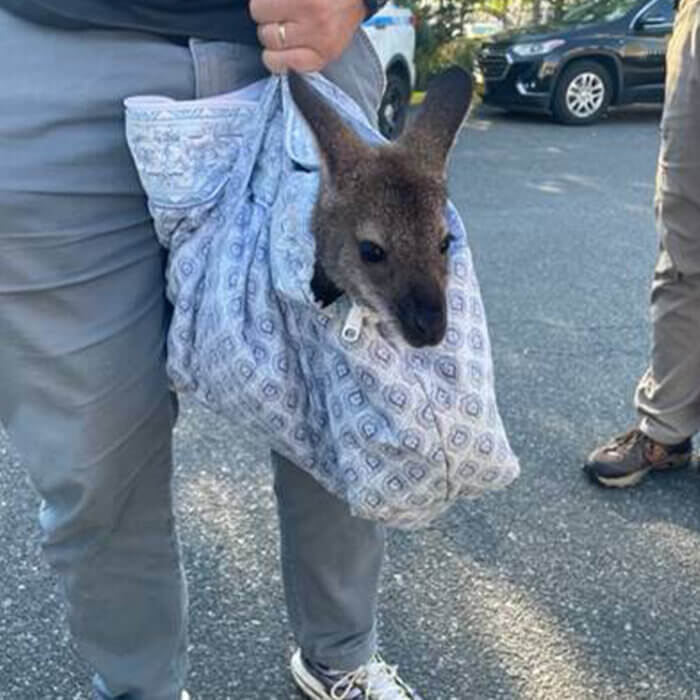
[
  {"x1": 378, "y1": 69, "x2": 411, "y2": 140},
  {"x1": 553, "y1": 60, "x2": 612, "y2": 125}
]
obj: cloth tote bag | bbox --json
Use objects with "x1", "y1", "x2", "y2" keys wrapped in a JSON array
[{"x1": 125, "y1": 72, "x2": 520, "y2": 529}]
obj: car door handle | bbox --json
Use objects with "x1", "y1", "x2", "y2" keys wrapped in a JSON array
[{"x1": 639, "y1": 15, "x2": 672, "y2": 27}]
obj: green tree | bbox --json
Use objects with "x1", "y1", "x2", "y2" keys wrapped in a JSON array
[
  {"x1": 402, "y1": 0, "x2": 475, "y2": 40},
  {"x1": 403, "y1": 0, "x2": 482, "y2": 88}
]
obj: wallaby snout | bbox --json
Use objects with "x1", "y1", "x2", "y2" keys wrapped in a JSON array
[
  {"x1": 397, "y1": 283, "x2": 447, "y2": 348},
  {"x1": 289, "y1": 67, "x2": 473, "y2": 349}
]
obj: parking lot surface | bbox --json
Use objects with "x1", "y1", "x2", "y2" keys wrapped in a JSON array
[{"x1": 5, "y1": 104, "x2": 700, "y2": 700}]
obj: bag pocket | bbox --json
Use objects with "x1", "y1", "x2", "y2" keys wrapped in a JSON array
[{"x1": 125, "y1": 84, "x2": 265, "y2": 248}]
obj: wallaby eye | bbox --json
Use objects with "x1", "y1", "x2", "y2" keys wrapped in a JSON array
[
  {"x1": 440, "y1": 234, "x2": 455, "y2": 255},
  {"x1": 359, "y1": 240, "x2": 387, "y2": 264}
]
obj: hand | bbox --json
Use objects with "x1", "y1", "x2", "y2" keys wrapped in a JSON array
[{"x1": 251, "y1": 0, "x2": 367, "y2": 74}]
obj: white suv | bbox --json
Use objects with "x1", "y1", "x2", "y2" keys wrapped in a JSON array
[{"x1": 363, "y1": 2, "x2": 416, "y2": 139}]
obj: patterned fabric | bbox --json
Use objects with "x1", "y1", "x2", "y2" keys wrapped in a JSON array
[{"x1": 124, "y1": 73, "x2": 519, "y2": 529}]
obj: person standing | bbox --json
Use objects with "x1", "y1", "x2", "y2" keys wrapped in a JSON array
[{"x1": 0, "y1": 1, "x2": 424, "y2": 698}]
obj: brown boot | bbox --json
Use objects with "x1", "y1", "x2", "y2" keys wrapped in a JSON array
[{"x1": 584, "y1": 428, "x2": 692, "y2": 488}]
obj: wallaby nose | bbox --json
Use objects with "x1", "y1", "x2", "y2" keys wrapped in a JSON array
[{"x1": 398, "y1": 287, "x2": 447, "y2": 347}]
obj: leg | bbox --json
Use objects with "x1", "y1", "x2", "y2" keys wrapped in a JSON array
[
  {"x1": 321, "y1": 30, "x2": 385, "y2": 127},
  {"x1": 274, "y1": 454, "x2": 425, "y2": 699},
  {"x1": 0, "y1": 11, "x2": 195, "y2": 699},
  {"x1": 636, "y1": 0, "x2": 700, "y2": 444},
  {"x1": 585, "y1": 1, "x2": 700, "y2": 487},
  {"x1": 272, "y1": 451, "x2": 385, "y2": 670},
  {"x1": 269, "y1": 30, "x2": 387, "y2": 672}
]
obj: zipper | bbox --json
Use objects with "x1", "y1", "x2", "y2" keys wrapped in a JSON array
[{"x1": 341, "y1": 303, "x2": 365, "y2": 343}]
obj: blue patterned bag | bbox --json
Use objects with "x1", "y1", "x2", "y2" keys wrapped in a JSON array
[{"x1": 125, "y1": 73, "x2": 519, "y2": 528}]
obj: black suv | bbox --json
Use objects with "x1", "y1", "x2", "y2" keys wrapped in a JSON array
[{"x1": 476, "y1": 0, "x2": 674, "y2": 124}]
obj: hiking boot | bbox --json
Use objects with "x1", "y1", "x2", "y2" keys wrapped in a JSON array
[
  {"x1": 291, "y1": 649, "x2": 422, "y2": 700},
  {"x1": 584, "y1": 428, "x2": 692, "y2": 488}
]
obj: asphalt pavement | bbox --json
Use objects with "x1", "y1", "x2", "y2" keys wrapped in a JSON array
[{"x1": 4, "y1": 103, "x2": 700, "y2": 700}]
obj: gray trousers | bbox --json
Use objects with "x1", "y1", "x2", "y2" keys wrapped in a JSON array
[
  {"x1": 0, "y1": 10, "x2": 385, "y2": 700},
  {"x1": 635, "y1": 0, "x2": 700, "y2": 445}
]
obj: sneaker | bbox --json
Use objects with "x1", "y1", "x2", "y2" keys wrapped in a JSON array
[
  {"x1": 291, "y1": 649, "x2": 422, "y2": 700},
  {"x1": 584, "y1": 428, "x2": 692, "y2": 488}
]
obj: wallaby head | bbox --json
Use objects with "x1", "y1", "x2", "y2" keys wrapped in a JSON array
[{"x1": 288, "y1": 67, "x2": 472, "y2": 348}]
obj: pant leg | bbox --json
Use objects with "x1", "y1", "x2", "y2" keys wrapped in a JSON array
[
  {"x1": 179, "y1": 31, "x2": 386, "y2": 680},
  {"x1": 0, "y1": 11, "x2": 196, "y2": 699},
  {"x1": 635, "y1": 0, "x2": 700, "y2": 445},
  {"x1": 272, "y1": 452, "x2": 386, "y2": 670},
  {"x1": 269, "y1": 32, "x2": 386, "y2": 672},
  {"x1": 322, "y1": 28, "x2": 385, "y2": 129}
]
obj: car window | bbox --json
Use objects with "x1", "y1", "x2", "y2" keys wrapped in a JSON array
[
  {"x1": 560, "y1": 0, "x2": 641, "y2": 24},
  {"x1": 639, "y1": 0, "x2": 675, "y2": 24}
]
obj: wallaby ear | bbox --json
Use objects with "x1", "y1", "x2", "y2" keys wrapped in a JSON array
[
  {"x1": 399, "y1": 66, "x2": 473, "y2": 175},
  {"x1": 288, "y1": 71, "x2": 371, "y2": 181}
]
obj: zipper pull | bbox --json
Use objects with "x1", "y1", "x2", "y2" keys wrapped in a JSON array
[{"x1": 341, "y1": 303, "x2": 364, "y2": 343}]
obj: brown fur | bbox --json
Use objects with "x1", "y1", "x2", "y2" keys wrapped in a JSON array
[{"x1": 289, "y1": 67, "x2": 472, "y2": 347}]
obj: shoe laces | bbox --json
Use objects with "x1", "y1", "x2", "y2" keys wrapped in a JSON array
[
  {"x1": 609, "y1": 428, "x2": 645, "y2": 452},
  {"x1": 330, "y1": 655, "x2": 414, "y2": 700}
]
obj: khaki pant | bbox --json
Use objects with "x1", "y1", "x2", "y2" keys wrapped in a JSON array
[{"x1": 636, "y1": 0, "x2": 700, "y2": 444}]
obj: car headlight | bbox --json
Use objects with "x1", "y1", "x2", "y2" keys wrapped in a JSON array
[{"x1": 511, "y1": 39, "x2": 565, "y2": 57}]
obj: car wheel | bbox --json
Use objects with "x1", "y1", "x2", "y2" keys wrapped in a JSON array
[
  {"x1": 553, "y1": 61, "x2": 612, "y2": 125},
  {"x1": 379, "y1": 69, "x2": 411, "y2": 140}
]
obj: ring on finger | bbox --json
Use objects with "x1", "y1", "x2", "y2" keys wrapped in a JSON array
[{"x1": 277, "y1": 22, "x2": 287, "y2": 48}]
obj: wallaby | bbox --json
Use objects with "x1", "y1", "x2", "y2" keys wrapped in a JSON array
[{"x1": 288, "y1": 67, "x2": 472, "y2": 349}]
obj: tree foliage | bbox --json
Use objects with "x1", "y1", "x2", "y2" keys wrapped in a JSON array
[
  {"x1": 401, "y1": 0, "x2": 580, "y2": 88},
  {"x1": 400, "y1": 0, "x2": 578, "y2": 30}
]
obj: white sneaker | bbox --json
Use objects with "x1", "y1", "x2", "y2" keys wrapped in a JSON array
[
  {"x1": 291, "y1": 649, "x2": 422, "y2": 699},
  {"x1": 181, "y1": 691, "x2": 191, "y2": 700}
]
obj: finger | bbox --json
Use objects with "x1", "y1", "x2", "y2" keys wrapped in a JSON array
[
  {"x1": 257, "y1": 21, "x2": 305, "y2": 52},
  {"x1": 250, "y1": 0, "x2": 297, "y2": 25},
  {"x1": 262, "y1": 48, "x2": 324, "y2": 74},
  {"x1": 258, "y1": 22, "x2": 346, "y2": 65}
]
